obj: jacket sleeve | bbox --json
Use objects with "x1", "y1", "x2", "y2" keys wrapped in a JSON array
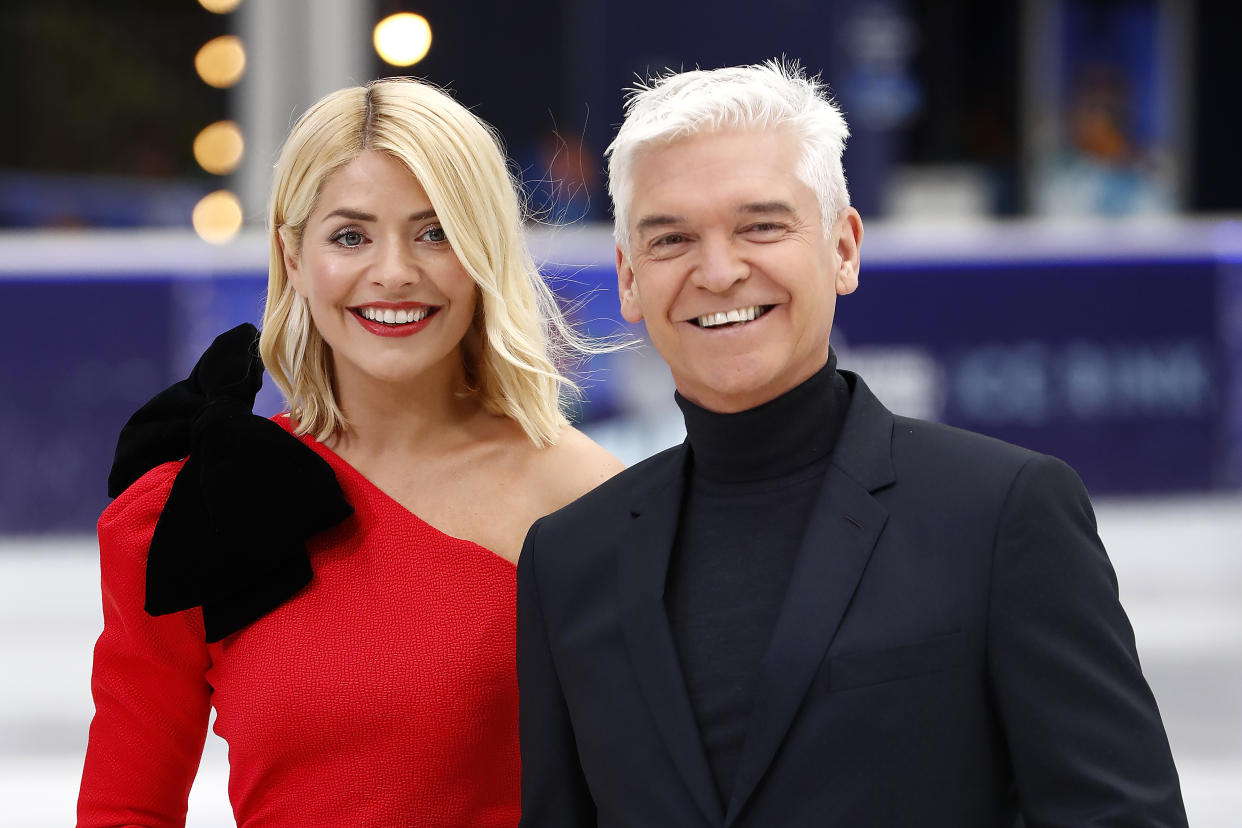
[
  {"x1": 987, "y1": 454, "x2": 1188, "y2": 827},
  {"x1": 517, "y1": 518, "x2": 597, "y2": 827},
  {"x1": 77, "y1": 463, "x2": 214, "y2": 828}
]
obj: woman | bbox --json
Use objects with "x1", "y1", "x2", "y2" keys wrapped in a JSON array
[{"x1": 77, "y1": 78, "x2": 623, "y2": 827}]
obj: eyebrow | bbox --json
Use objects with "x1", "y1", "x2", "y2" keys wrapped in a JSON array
[
  {"x1": 633, "y1": 201, "x2": 799, "y2": 236},
  {"x1": 737, "y1": 200, "x2": 797, "y2": 216},
  {"x1": 634, "y1": 213, "x2": 685, "y2": 236},
  {"x1": 322, "y1": 208, "x2": 438, "y2": 223}
]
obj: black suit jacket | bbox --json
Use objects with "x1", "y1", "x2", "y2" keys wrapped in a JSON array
[{"x1": 517, "y1": 372, "x2": 1187, "y2": 827}]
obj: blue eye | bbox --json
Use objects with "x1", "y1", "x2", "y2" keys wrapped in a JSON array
[
  {"x1": 419, "y1": 225, "x2": 447, "y2": 243},
  {"x1": 333, "y1": 229, "x2": 365, "y2": 247}
]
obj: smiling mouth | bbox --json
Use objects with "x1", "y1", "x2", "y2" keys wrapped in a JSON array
[
  {"x1": 689, "y1": 305, "x2": 773, "y2": 328},
  {"x1": 351, "y1": 305, "x2": 439, "y2": 326}
]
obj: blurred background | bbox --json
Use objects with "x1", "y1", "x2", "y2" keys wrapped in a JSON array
[{"x1": 1, "y1": 0, "x2": 1239, "y2": 824}]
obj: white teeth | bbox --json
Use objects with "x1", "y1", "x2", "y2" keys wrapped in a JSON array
[
  {"x1": 697, "y1": 305, "x2": 765, "y2": 328},
  {"x1": 359, "y1": 306, "x2": 432, "y2": 324}
]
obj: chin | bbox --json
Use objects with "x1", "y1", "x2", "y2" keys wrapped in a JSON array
[
  {"x1": 348, "y1": 355, "x2": 444, "y2": 388},
  {"x1": 678, "y1": 365, "x2": 783, "y2": 412}
]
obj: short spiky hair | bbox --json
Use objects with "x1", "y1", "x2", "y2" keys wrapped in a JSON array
[{"x1": 605, "y1": 58, "x2": 851, "y2": 250}]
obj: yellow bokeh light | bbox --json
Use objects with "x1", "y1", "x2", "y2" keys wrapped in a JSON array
[
  {"x1": 373, "y1": 13, "x2": 432, "y2": 67},
  {"x1": 198, "y1": 0, "x2": 243, "y2": 12},
  {"x1": 193, "y1": 120, "x2": 244, "y2": 175},
  {"x1": 193, "y1": 190, "x2": 243, "y2": 244},
  {"x1": 195, "y1": 35, "x2": 246, "y2": 88}
]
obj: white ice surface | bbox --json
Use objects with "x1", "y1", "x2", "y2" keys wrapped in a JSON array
[{"x1": 2, "y1": 493, "x2": 1239, "y2": 827}]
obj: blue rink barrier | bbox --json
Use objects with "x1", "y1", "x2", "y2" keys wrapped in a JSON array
[{"x1": 2, "y1": 223, "x2": 1240, "y2": 532}]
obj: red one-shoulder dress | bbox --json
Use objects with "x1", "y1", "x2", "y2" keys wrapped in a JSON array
[{"x1": 77, "y1": 415, "x2": 521, "y2": 827}]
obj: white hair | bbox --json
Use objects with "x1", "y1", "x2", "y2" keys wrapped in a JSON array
[{"x1": 605, "y1": 58, "x2": 851, "y2": 250}]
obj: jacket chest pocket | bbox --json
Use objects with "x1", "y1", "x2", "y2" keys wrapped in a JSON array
[{"x1": 825, "y1": 631, "x2": 964, "y2": 692}]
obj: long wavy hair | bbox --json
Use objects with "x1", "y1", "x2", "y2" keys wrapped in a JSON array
[{"x1": 260, "y1": 78, "x2": 586, "y2": 446}]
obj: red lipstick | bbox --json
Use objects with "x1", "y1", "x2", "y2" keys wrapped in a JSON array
[{"x1": 350, "y1": 302, "x2": 439, "y2": 338}]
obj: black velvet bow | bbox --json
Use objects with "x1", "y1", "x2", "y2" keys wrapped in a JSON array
[{"x1": 108, "y1": 323, "x2": 354, "y2": 642}]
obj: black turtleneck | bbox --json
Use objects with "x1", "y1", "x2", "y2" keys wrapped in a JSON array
[{"x1": 666, "y1": 352, "x2": 852, "y2": 807}]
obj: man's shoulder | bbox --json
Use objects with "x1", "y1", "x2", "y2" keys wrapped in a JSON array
[
  {"x1": 890, "y1": 413, "x2": 1039, "y2": 466},
  {"x1": 881, "y1": 412, "x2": 1086, "y2": 507},
  {"x1": 843, "y1": 371, "x2": 1048, "y2": 485},
  {"x1": 843, "y1": 370, "x2": 1038, "y2": 469}
]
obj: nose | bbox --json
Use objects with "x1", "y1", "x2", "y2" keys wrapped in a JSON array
[
  {"x1": 371, "y1": 238, "x2": 419, "y2": 288},
  {"x1": 692, "y1": 233, "x2": 748, "y2": 293}
]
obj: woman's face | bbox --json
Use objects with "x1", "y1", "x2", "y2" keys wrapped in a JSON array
[{"x1": 284, "y1": 150, "x2": 478, "y2": 401}]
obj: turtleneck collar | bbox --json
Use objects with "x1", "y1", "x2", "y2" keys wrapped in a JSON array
[{"x1": 675, "y1": 349, "x2": 852, "y2": 484}]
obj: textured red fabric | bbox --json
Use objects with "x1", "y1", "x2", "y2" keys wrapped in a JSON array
[{"x1": 78, "y1": 416, "x2": 521, "y2": 827}]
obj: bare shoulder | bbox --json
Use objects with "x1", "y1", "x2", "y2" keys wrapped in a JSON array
[
  {"x1": 456, "y1": 418, "x2": 624, "y2": 561},
  {"x1": 529, "y1": 425, "x2": 626, "y2": 512},
  {"x1": 467, "y1": 414, "x2": 623, "y2": 505}
]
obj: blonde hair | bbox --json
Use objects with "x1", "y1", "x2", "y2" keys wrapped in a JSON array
[
  {"x1": 607, "y1": 58, "x2": 851, "y2": 251},
  {"x1": 261, "y1": 78, "x2": 582, "y2": 447}
]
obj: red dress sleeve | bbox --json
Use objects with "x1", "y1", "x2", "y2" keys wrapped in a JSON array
[{"x1": 77, "y1": 462, "x2": 215, "y2": 828}]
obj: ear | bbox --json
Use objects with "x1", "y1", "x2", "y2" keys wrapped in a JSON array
[
  {"x1": 278, "y1": 228, "x2": 304, "y2": 294},
  {"x1": 832, "y1": 207, "x2": 863, "y2": 296},
  {"x1": 617, "y1": 245, "x2": 645, "y2": 324}
]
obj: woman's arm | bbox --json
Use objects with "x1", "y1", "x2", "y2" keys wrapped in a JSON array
[{"x1": 77, "y1": 462, "x2": 214, "y2": 828}]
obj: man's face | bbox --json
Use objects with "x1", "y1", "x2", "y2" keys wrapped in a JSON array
[{"x1": 617, "y1": 128, "x2": 862, "y2": 413}]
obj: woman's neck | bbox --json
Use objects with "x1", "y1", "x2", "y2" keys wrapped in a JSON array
[{"x1": 326, "y1": 358, "x2": 488, "y2": 461}]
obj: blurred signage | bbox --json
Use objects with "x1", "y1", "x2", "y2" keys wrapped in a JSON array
[
  {"x1": 834, "y1": 256, "x2": 1231, "y2": 493},
  {"x1": 1, "y1": 243, "x2": 1239, "y2": 532}
]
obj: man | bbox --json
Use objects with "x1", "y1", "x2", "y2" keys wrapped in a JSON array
[{"x1": 517, "y1": 60, "x2": 1186, "y2": 827}]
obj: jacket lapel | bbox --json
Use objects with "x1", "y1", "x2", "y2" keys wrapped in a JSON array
[
  {"x1": 724, "y1": 374, "x2": 897, "y2": 826},
  {"x1": 619, "y1": 442, "x2": 725, "y2": 827}
]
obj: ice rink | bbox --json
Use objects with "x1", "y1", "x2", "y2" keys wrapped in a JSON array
[{"x1": 3, "y1": 494, "x2": 1239, "y2": 827}]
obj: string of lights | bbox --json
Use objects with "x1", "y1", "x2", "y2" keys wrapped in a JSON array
[
  {"x1": 187, "y1": 4, "x2": 433, "y2": 245},
  {"x1": 191, "y1": 0, "x2": 245, "y2": 244}
]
